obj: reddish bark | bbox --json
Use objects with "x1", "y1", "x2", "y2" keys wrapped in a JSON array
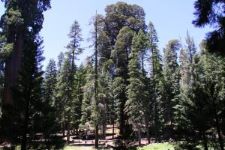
[{"x1": 3, "y1": 30, "x2": 23, "y2": 105}]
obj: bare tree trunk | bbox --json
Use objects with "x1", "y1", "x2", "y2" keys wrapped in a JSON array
[
  {"x1": 112, "y1": 122, "x2": 115, "y2": 139},
  {"x1": 138, "y1": 127, "x2": 141, "y2": 146},
  {"x1": 102, "y1": 123, "x2": 106, "y2": 139},
  {"x1": 63, "y1": 122, "x2": 65, "y2": 137},
  {"x1": 94, "y1": 11, "x2": 99, "y2": 149},
  {"x1": 95, "y1": 125, "x2": 99, "y2": 148}
]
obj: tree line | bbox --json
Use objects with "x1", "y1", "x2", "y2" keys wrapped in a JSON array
[{"x1": 0, "y1": 1, "x2": 225, "y2": 150}]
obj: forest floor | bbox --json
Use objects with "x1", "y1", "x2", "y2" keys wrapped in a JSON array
[
  {"x1": 63, "y1": 124, "x2": 150, "y2": 150},
  {"x1": 0, "y1": 125, "x2": 152, "y2": 149}
]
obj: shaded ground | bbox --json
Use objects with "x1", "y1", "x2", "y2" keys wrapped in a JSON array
[{"x1": 0, "y1": 124, "x2": 151, "y2": 149}]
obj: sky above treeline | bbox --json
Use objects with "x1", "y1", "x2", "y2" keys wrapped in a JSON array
[{"x1": 0, "y1": 0, "x2": 211, "y2": 68}]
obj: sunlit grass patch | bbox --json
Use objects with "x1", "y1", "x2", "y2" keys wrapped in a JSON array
[{"x1": 138, "y1": 142, "x2": 175, "y2": 150}]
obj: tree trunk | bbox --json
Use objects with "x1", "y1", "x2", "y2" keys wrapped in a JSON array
[
  {"x1": 67, "y1": 116, "x2": 71, "y2": 143},
  {"x1": 63, "y1": 122, "x2": 65, "y2": 137},
  {"x1": 4, "y1": 28, "x2": 23, "y2": 105},
  {"x1": 102, "y1": 123, "x2": 106, "y2": 139},
  {"x1": 147, "y1": 125, "x2": 150, "y2": 144},
  {"x1": 95, "y1": 124, "x2": 99, "y2": 148},
  {"x1": 112, "y1": 123, "x2": 115, "y2": 139},
  {"x1": 94, "y1": 11, "x2": 99, "y2": 149},
  {"x1": 138, "y1": 127, "x2": 141, "y2": 146}
]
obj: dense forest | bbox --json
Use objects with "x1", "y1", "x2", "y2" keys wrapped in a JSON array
[{"x1": 0, "y1": 0, "x2": 225, "y2": 150}]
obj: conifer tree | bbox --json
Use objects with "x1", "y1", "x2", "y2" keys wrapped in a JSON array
[
  {"x1": 163, "y1": 40, "x2": 181, "y2": 138},
  {"x1": 13, "y1": 37, "x2": 44, "y2": 150},
  {"x1": 176, "y1": 33, "x2": 197, "y2": 136},
  {"x1": 125, "y1": 30, "x2": 149, "y2": 145},
  {"x1": 56, "y1": 56, "x2": 73, "y2": 142},
  {"x1": 0, "y1": 0, "x2": 51, "y2": 144},
  {"x1": 67, "y1": 20, "x2": 83, "y2": 72},
  {"x1": 80, "y1": 58, "x2": 94, "y2": 126},
  {"x1": 147, "y1": 21, "x2": 163, "y2": 142},
  {"x1": 1, "y1": 0, "x2": 51, "y2": 104},
  {"x1": 111, "y1": 26, "x2": 134, "y2": 139},
  {"x1": 42, "y1": 59, "x2": 58, "y2": 140},
  {"x1": 72, "y1": 65, "x2": 86, "y2": 134}
]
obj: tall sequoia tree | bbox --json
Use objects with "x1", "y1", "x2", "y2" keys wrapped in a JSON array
[
  {"x1": 111, "y1": 26, "x2": 134, "y2": 138},
  {"x1": 0, "y1": 0, "x2": 51, "y2": 143},
  {"x1": 104, "y1": 2, "x2": 146, "y2": 138},
  {"x1": 1, "y1": 0, "x2": 51, "y2": 104},
  {"x1": 14, "y1": 37, "x2": 44, "y2": 150}
]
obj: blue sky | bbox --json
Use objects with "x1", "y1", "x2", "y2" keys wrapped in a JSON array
[{"x1": 0, "y1": 0, "x2": 211, "y2": 68}]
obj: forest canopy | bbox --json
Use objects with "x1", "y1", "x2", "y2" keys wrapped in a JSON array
[{"x1": 0, "y1": 1, "x2": 225, "y2": 150}]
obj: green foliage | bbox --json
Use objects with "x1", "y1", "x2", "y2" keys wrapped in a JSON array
[
  {"x1": 56, "y1": 56, "x2": 74, "y2": 136},
  {"x1": 193, "y1": 0, "x2": 225, "y2": 54},
  {"x1": 72, "y1": 65, "x2": 86, "y2": 130},
  {"x1": 42, "y1": 59, "x2": 58, "y2": 137},
  {"x1": 147, "y1": 22, "x2": 164, "y2": 141},
  {"x1": 67, "y1": 20, "x2": 83, "y2": 72},
  {"x1": 80, "y1": 59, "x2": 94, "y2": 125},
  {"x1": 125, "y1": 30, "x2": 149, "y2": 132},
  {"x1": 162, "y1": 40, "x2": 181, "y2": 136}
]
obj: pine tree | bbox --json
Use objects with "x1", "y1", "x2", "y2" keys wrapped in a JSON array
[
  {"x1": 67, "y1": 20, "x2": 83, "y2": 72},
  {"x1": 176, "y1": 33, "x2": 197, "y2": 137},
  {"x1": 56, "y1": 56, "x2": 73, "y2": 142},
  {"x1": 42, "y1": 59, "x2": 58, "y2": 140},
  {"x1": 80, "y1": 58, "x2": 94, "y2": 126},
  {"x1": 125, "y1": 30, "x2": 149, "y2": 145},
  {"x1": 72, "y1": 65, "x2": 86, "y2": 134},
  {"x1": 57, "y1": 52, "x2": 65, "y2": 71},
  {"x1": 12, "y1": 36, "x2": 44, "y2": 150},
  {"x1": 184, "y1": 43, "x2": 225, "y2": 149},
  {"x1": 163, "y1": 39, "x2": 181, "y2": 138},
  {"x1": 147, "y1": 21, "x2": 164, "y2": 142}
]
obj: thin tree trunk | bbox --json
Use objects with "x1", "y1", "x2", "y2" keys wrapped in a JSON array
[
  {"x1": 138, "y1": 127, "x2": 141, "y2": 146},
  {"x1": 94, "y1": 11, "x2": 99, "y2": 149},
  {"x1": 67, "y1": 127, "x2": 70, "y2": 143},
  {"x1": 112, "y1": 122, "x2": 115, "y2": 139},
  {"x1": 102, "y1": 123, "x2": 106, "y2": 139},
  {"x1": 147, "y1": 124, "x2": 150, "y2": 144},
  {"x1": 63, "y1": 122, "x2": 65, "y2": 137},
  {"x1": 95, "y1": 125, "x2": 99, "y2": 148}
]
